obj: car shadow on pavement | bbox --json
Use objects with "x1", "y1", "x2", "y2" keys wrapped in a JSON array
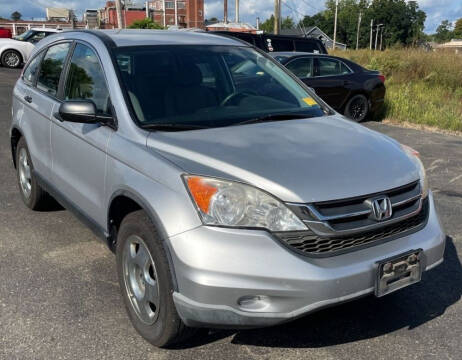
[{"x1": 173, "y1": 236, "x2": 461, "y2": 349}]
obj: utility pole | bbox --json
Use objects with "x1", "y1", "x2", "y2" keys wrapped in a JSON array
[
  {"x1": 356, "y1": 11, "x2": 362, "y2": 50},
  {"x1": 163, "y1": 0, "x2": 166, "y2": 26},
  {"x1": 380, "y1": 26, "x2": 384, "y2": 50},
  {"x1": 256, "y1": 17, "x2": 260, "y2": 30},
  {"x1": 333, "y1": 0, "x2": 339, "y2": 50},
  {"x1": 235, "y1": 0, "x2": 239, "y2": 23},
  {"x1": 224, "y1": 0, "x2": 228, "y2": 23},
  {"x1": 145, "y1": 1, "x2": 149, "y2": 19},
  {"x1": 369, "y1": 19, "x2": 373, "y2": 50},
  {"x1": 274, "y1": 0, "x2": 280, "y2": 35},
  {"x1": 374, "y1": 24, "x2": 382, "y2": 50},
  {"x1": 115, "y1": 0, "x2": 123, "y2": 29},
  {"x1": 174, "y1": 0, "x2": 178, "y2": 26}
]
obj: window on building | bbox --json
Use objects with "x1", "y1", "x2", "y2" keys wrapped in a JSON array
[
  {"x1": 165, "y1": 1, "x2": 174, "y2": 9},
  {"x1": 177, "y1": 2, "x2": 186, "y2": 9},
  {"x1": 37, "y1": 42, "x2": 71, "y2": 96},
  {"x1": 64, "y1": 43, "x2": 111, "y2": 115}
]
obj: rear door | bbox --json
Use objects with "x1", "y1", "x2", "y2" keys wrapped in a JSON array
[
  {"x1": 308, "y1": 57, "x2": 354, "y2": 109},
  {"x1": 50, "y1": 42, "x2": 114, "y2": 226}
]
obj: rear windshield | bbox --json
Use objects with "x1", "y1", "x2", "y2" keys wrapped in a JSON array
[{"x1": 114, "y1": 45, "x2": 326, "y2": 129}]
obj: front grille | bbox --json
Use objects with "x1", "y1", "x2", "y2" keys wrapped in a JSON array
[{"x1": 278, "y1": 181, "x2": 428, "y2": 257}]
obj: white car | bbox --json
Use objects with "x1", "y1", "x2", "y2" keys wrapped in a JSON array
[{"x1": 0, "y1": 28, "x2": 61, "y2": 68}]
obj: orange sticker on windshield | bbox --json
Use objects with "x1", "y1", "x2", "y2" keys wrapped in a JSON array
[{"x1": 303, "y1": 97, "x2": 317, "y2": 106}]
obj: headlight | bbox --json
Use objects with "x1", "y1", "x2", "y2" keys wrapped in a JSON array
[
  {"x1": 183, "y1": 175, "x2": 307, "y2": 232},
  {"x1": 401, "y1": 144, "x2": 429, "y2": 198}
]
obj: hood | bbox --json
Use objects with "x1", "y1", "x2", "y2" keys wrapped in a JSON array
[
  {"x1": 146, "y1": 115, "x2": 419, "y2": 203},
  {"x1": 0, "y1": 38, "x2": 18, "y2": 44}
]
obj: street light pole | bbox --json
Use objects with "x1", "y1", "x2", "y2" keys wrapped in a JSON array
[
  {"x1": 380, "y1": 26, "x2": 384, "y2": 50},
  {"x1": 333, "y1": 0, "x2": 339, "y2": 50}
]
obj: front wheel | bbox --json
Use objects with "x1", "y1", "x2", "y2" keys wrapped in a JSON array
[
  {"x1": 344, "y1": 94, "x2": 369, "y2": 122},
  {"x1": 1, "y1": 50, "x2": 22, "y2": 68},
  {"x1": 16, "y1": 137, "x2": 49, "y2": 209},
  {"x1": 116, "y1": 210, "x2": 195, "y2": 347}
]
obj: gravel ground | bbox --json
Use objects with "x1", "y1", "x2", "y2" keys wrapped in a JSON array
[{"x1": 0, "y1": 67, "x2": 461, "y2": 360}]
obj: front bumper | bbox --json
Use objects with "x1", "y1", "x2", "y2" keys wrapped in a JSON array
[{"x1": 167, "y1": 192, "x2": 445, "y2": 328}]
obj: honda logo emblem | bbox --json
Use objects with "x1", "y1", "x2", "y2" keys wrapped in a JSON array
[{"x1": 370, "y1": 196, "x2": 392, "y2": 221}]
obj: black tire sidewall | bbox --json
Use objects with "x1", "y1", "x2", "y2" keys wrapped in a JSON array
[
  {"x1": 116, "y1": 211, "x2": 183, "y2": 347},
  {"x1": 345, "y1": 94, "x2": 369, "y2": 122},
  {"x1": 2, "y1": 50, "x2": 22, "y2": 68}
]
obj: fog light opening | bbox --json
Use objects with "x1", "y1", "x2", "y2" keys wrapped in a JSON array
[{"x1": 237, "y1": 295, "x2": 270, "y2": 311}]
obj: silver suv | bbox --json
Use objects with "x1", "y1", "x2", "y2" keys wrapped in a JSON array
[{"x1": 10, "y1": 30, "x2": 445, "y2": 347}]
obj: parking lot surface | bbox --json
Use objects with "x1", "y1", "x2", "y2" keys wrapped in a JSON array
[{"x1": 1, "y1": 67, "x2": 461, "y2": 359}]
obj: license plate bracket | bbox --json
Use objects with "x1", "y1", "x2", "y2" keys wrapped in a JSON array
[{"x1": 375, "y1": 249, "x2": 422, "y2": 297}]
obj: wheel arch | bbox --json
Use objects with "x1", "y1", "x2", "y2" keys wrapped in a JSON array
[
  {"x1": 10, "y1": 126, "x2": 23, "y2": 168},
  {"x1": 107, "y1": 189, "x2": 179, "y2": 291},
  {"x1": 0, "y1": 47, "x2": 24, "y2": 64}
]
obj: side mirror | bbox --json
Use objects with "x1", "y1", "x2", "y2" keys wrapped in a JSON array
[{"x1": 56, "y1": 100, "x2": 97, "y2": 123}]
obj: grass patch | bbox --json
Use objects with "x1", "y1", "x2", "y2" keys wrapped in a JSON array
[{"x1": 331, "y1": 49, "x2": 462, "y2": 132}]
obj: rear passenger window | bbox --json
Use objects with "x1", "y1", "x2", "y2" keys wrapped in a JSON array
[
  {"x1": 269, "y1": 38, "x2": 294, "y2": 52},
  {"x1": 316, "y1": 58, "x2": 352, "y2": 77},
  {"x1": 23, "y1": 53, "x2": 43, "y2": 86},
  {"x1": 286, "y1": 58, "x2": 313, "y2": 78},
  {"x1": 294, "y1": 40, "x2": 319, "y2": 53},
  {"x1": 37, "y1": 43, "x2": 71, "y2": 96},
  {"x1": 64, "y1": 43, "x2": 111, "y2": 114}
]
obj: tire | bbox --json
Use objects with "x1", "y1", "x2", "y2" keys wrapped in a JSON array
[
  {"x1": 16, "y1": 137, "x2": 49, "y2": 210},
  {"x1": 344, "y1": 94, "x2": 369, "y2": 122},
  {"x1": 1, "y1": 49, "x2": 22, "y2": 68},
  {"x1": 116, "y1": 210, "x2": 195, "y2": 347}
]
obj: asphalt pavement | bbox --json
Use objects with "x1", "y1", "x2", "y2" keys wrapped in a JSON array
[{"x1": 0, "y1": 67, "x2": 461, "y2": 360}]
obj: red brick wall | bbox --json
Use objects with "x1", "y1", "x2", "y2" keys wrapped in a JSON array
[{"x1": 107, "y1": 9, "x2": 146, "y2": 28}]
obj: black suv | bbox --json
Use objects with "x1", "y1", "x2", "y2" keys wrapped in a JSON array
[{"x1": 212, "y1": 31, "x2": 328, "y2": 54}]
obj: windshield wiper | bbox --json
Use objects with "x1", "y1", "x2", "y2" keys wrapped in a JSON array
[
  {"x1": 235, "y1": 113, "x2": 313, "y2": 126},
  {"x1": 141, "y1": 123, "x2": 210, "y2": 131}
]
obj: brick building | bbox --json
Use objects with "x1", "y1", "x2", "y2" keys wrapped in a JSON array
[
  {"x1": 99, "y1": 0, "x2": 204, "y2": 29},
  {"x1": 99, "y1": 2, "x2": 147, "y2": 29},
  {"x1": 149, "y1": 0, "x2": 204, "y2": 28}
]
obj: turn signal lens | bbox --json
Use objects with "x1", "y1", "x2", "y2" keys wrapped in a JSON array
[{"x1": 186, "y1": 176, "x2": 217, "y2": 213}]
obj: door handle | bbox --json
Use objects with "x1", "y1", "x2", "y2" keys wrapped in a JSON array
[{"x1": 24, "y1": 95, "x2": 32, "y2": 103}]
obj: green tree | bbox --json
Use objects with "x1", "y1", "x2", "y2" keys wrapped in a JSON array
[
  {"x1": 434, "y1": 20, "x2": 454, "y2": 43},
  {"x1": 260, "y1": 15, "x2": 296, "y2": 33},
  {"x1": 454, "y1": 18, "x2": 462, "y2": 38},
  {"x1": 128, "y1": 18, "x2": 164, "y2": 29},
  {"x1": 11, "y1": 11, "x2": 21, "y2": 21}
]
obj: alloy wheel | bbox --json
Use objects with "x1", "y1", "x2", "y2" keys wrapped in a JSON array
[
  {"x1": 5, "y1": 51, "x2": 20, "y2": 68},
  {"x1": 122, "y1": 235, "x2": 160, "y2": 325},
  {"x1": 18, "y1": 148, "x2": 32, "y2": 199},
  {"x1": 349, "y1": 96, "x2": 368, "y2": 121}
]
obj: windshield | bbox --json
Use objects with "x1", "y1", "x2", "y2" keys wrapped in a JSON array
[
  {"x1": 14, "y1": 30, "x2": 33, "y2": 41},
  {"x1": 114, "y1": 45, "x2": 327, "y2": 129}
]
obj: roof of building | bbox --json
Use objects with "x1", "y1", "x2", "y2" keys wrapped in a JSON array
[{"x1": 60, "y1": 29, "x2": 247, "y2": 47}]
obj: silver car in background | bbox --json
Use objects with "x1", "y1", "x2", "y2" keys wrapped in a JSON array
[{"x1": 10, "y1": 30, "x2": 445, "y2": 347}]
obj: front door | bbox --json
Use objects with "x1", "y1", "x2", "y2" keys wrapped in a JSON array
[{"x1": 51, "y1": 42, "x2": 114, "y2": 227}]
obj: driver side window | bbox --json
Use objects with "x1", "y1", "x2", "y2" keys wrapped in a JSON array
[
  {"x1": 28, "y1": 32, "x2": 46, "y2": 44},
  {"x1": 64, "y1": 43, "x2": 111, "y2": 115}
]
